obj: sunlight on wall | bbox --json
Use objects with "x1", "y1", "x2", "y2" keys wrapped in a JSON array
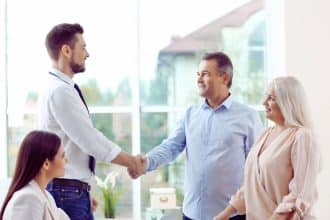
[{"x1": 284, "y1": 0, "x2": 330, "y2": 219}]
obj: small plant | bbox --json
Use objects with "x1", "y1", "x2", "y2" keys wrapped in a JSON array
[{"x1": 95, "y1": 171, "x2": 121, "y2": 218}]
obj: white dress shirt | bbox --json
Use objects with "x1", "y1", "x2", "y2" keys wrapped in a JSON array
[
  {"x1": 37, "y1": 68, "x2": 121, "y2": 183},
  {"x1": 3, "y1": 180, "x2": 69, "y2": 220}
]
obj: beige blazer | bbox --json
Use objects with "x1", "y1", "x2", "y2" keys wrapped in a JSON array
[
  {"x1": 3, "y1": 180, "x2": 69, "y2": 220},
  {"x1": 230, "y1": 127, "x2": 320, "y2": 220}
]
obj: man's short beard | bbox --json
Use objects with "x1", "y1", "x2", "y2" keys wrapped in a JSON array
[{"x1": 70, "y1": 62, "x2": 85, "y2": 74}]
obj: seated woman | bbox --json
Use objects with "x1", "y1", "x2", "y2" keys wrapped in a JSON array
[
  {"x1": 0, "y1": 130, "x2": 69, "y2": 220},
  {"x1": 214, "y1": 76, "x2": 321, "y2": 220}
]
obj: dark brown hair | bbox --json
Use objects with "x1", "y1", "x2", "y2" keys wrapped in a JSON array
[
  {"x1": 202, "y1": 52, "x2": 233, "y2": 88},
  {"x1": 0, "y1": 130, "x2": 61, "y2": 219},
  {"x1": 45, "y1": 23, "x2": 84, "y2": 60}
]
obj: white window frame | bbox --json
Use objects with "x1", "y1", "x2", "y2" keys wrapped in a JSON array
[
  {"x1": 0, "y1": 1, "x2": 285, "y2": 218},
  {"x1": 0, "y1": 0, "x2": 8, "y2": 179}
]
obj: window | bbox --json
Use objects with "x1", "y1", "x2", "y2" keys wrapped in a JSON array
[{"x1": 1, "y1": 0, "x2": 266, "y2": 219}]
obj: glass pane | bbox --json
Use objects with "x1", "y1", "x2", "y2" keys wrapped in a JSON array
[
  {"x1": 140, "y1": 113, "x2": 168, "y2": 153},
  {"x1": 221, "y1": 11, "x2": 266, "y2": 105},
  {"x1": 91, "y1": 113, "x2": 133, "y2": 219},
  {"x1": 73, "y1": 0, "x2": 137, "y2": 106},
  {"x1": 91, "y1": 113, "x2": 132, "y2": 154},
  {"x1": 140, "y1": 112, "x2": 185, "y2": 218},
  {"x1": 6, "y1": 0, "x2": 136, "y2": 121},
  {"x1": 249, "y1": 50, "x2": 264, "y2": 74},
  {"x1": 7, "y1": 114, "x2": 36, "y2": 176},
  {"x1": 92, "y1": 162, "x2": 134, "y2": 219},
  {"x1": 249, "y1": 21, "x2": 266, "y2": 46},
  {"x1": 139, "y1": 0, "x2": 264, "y2": 107}
]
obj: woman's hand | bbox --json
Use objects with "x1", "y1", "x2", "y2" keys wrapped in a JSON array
[
  {"x1": 213, "y1": 205, "x2": 236, "y2": 220},
  {"x1": 213, "y1": 212, "x2": 230, "y2": 220},
  {"x1": 269, "y1": 212, "x2": 294, "y2": 220}
]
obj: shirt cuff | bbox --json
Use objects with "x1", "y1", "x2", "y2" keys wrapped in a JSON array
[
  {"x1": 146, "y1": 156, "x2": 152, "y2": 172},
  {"x1": 229, "y1": 195, "x2": 245, "y2": 214},
  {"x1": 275, "y1": 197, "x2": 310, "y2": 217},
  {"x1": 107, "y1": 145, "x2": 122, "y2": 162}
]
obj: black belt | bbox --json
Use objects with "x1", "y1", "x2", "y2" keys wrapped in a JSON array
[{"x1": 50, "y1": 178, "x2": 91, "y2": 192}]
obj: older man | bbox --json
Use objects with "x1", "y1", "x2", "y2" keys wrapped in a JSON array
[{"x1": 131, "y1": 52, "x2": 263, "y2": 220}]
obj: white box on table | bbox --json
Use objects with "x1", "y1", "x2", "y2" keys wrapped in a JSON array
[{"x1": 150, "y1": 187, "x2": 176, "y2": 209}]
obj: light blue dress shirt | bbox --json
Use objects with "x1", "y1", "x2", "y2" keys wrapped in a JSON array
[{"x1": 146, "y1": 96, "x2": 263, "y2": 220}]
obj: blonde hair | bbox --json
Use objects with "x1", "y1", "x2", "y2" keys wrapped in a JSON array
[{"x1": 271, "y1": 76, "x2": 312, "y2": 128}]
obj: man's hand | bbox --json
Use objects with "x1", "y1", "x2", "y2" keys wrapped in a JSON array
[
  {"x1": 111, "y1": 151, "x2": 147, "y2": 178},
  {"x1": 91, "y1": 197, "x2": 98, "y2": 212},
  {"x1": 127, "y1": 154, "x2": 147, "y2": 179}
]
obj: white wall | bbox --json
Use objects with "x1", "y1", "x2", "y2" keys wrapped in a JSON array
[
  {"x1": 284, "y1": 0, "x2": 330, "y2": 219},
  {"x1": 0, "y1": 0, "x2": 8, "y2": 179},
  {"x1": 266, "y1": 0, "x2": 330, "y2": 218}
]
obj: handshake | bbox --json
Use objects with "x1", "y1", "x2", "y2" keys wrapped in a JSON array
[{"x1": 127, "y1": 154, "x2": 147, "y2": 179}]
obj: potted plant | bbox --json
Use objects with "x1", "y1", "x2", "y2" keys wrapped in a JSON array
[{"x1": 95, "y1": 171, "x2": 121, "y2": 219}]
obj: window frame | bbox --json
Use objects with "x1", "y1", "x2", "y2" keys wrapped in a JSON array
[
  {"x1": 0, "y1": 0, "x2": 8, "y2": 179},
  {"x1": 0, "y1": 0, "x2": 277, "y2": 219}
]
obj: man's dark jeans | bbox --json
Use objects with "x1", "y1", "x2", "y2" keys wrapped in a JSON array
[
  {"x1": 183, "y1": 213, "x2": 246, "y2": 220},
  {"x1": 47, "y1": 181, "x2": 93, "y2": 220}
]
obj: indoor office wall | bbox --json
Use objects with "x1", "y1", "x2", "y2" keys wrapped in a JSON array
[{"x1": 284, "y1": 0, "x2": 330, "y2": 219}]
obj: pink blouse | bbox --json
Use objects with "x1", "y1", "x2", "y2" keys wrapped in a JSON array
[{"x1": 230, "y1": 127, "x2": 321, "y2": 220}]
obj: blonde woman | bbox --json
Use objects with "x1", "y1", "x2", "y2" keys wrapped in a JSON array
[{"x1": 214, "y1": 76, "x2": 321, "y2": 220}]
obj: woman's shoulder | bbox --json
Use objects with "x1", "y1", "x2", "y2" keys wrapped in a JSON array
[
  {"x1": 5, "y1": 185, "x2": 44, "y2": 215},
  {"x1": 293, "y1": 126, "x2": 314, "y2": 139},
  {"x1": 3, "y1": 183, "x2": 46, "y2": 219},
  {"x1": 10, "y1": 183, "x2": 44, "y2": 204},
  {"x1": 290, "y1": 127, "x2": 318, "y2": 151}
]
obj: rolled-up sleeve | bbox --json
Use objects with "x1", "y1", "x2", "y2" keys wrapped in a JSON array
[
  {"x1": 275, "y1": 128, "x2": 321, "y2": 217},
  {"x1": 49, "y1": 86, "x2": 121, "y2": 163},
  {"x1": 146, "y1": 113, "x2": 186, "y2": 172}
]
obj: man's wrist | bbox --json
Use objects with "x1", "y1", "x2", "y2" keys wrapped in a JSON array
[{"x1": 112, "y1": 152, "x2": 134, "y2": 168}]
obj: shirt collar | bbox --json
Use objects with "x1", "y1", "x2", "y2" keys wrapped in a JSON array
[
  {"x1": 201, "y1": 94, "x2": 233, "y2": 111},
  {"x1": 49, "y1": 67, "x2": 75, "y2": 86}
]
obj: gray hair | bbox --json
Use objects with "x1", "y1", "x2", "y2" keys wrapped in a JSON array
[
  {"x1": 202, "y1": 52, "x2": 233, "y2": 88},
  {"x1": 271, "y1": 76, "x2": 312, "y2": 128}
]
